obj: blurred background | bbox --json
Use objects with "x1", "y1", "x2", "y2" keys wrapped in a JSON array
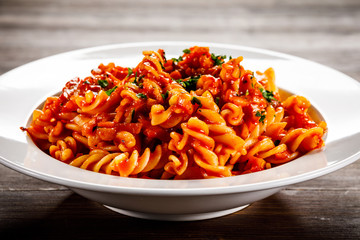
[{"x1": 1, "y1": 0, "x2": 359, "y2": 80}]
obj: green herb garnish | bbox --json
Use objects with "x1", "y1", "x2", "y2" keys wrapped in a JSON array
[
  {"x1": 215, "y1": 97, "x2": 220, "y2": 106},
  {"x1": 175, "y1": 78, "x2": 186, "y2": 88},
  {"x1": 211, "y1": 53, "x2": 226, "y2": 66},
  {"x1": 98, "y1": 79, "x2": 109, "y2": 88},
  {"x1": 133, "y1": 72, "x2": 138, "y2": 84},
  {"x1": 131, "y1": 109, "x2": 135, "y2": 120},
  {"x1": 105, "y1": 86, "x2": 117, "y2": 96},
  {"x1": 184, "y1": 76, "x2": 200, "y2": 91},
  {"x1": 127, "y1": 68, "x2": 133, "y2": 77},
  {"x1": 161, "y1": 50, "x2": 167, "y2": 61},
  {"x1": 176, "y1": 75, "x2": 200, "y2": 92},
  {"x1": 171, "y1": 56, "x2": 183, "y2": 63},
  {"x1": 161, "y1": 90, "x2": 169, "y2": 100},
  {"x1": 259, "y1": 88, "x2": 277, "y2": 103},
  {"x1": 133, "y1": 73, "x2": 145, "y2": 86},
  {"x1": 191, "y1": 96, "x2": 202, "y2": 108},
  {"x1": 183, "y1": 49, "x2": 191, "y2": 54},
  {"x1": 136, "y1": 93, "x2": 147, "y2": 99},
  {"x1": 255, "y1": 110, "x2": 266, "y2": 124}
]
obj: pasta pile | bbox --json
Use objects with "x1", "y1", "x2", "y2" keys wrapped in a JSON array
[{"x1": 23, "y1": 46, "x2": 327, "y2": 179}]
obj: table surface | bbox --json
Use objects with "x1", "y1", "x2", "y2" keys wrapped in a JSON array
[{"x1": 1, "y1": 0, "x2": 359, "y2": 239}]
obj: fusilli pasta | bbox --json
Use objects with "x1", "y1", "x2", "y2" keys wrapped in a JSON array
[{"x1": 22, "y1": 46, "x2": 327, "y2": 179}]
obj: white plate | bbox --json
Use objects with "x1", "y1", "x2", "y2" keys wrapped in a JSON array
[{"x1": 1, "y1": 42, "x2": 360, "y2": 221}]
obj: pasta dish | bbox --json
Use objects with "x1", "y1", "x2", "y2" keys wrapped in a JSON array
[{"x1": 22, "y1": 46, "x2": 327, "y2": 179}]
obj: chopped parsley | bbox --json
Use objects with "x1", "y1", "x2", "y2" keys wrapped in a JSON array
[
  {"x1": 215, "y1": 97, "x2": 220, "y2": 106},
  {"x1": 175, "y1": 78, "x2": 186, "y2": 88},
  {"x1": 171, "y1": 56, "x2": 183, "y2": 63},
  {"x1": 98, "y1": 79, "x2": 109, "y2": 88},
  {"x1": 138, "y1": 75, "x2": 145, "y2": 82},
  {"x1": 211, "y1": 53, "x2": 226, "y2": 66},
  {"x1": 127, "y1": 68, "x2": 133, "y2": 77},
  {"x1": 191, "y1": 96, "x2": 202, "y2": 108},
  {"x1": 105, "y1": 86, "x2": 117, "y2": 96},
  {"x1": 131, "y1": 109, "x2": 135, "y2": 121},
  {"x1": 259, "y1": 88, "x2": 277, "y2": 103},
  {"x1": 159, "y1": 61, "x2": 165, "y2": 70},
  {"x1": 161, "y1": 50, "x2": 167, "y2": 61},
  {"x1": 161, "y1": 90, "x2": 169, "y2": 100},
  {"x1": 184, "y1": 76, "x2": 200, "y2": 91},
  {"x1": 255, "y1": 110, "x2": 266, "y2": 124},
  {"x1": 176, "y1": 75, "x2": 200, "y2": 92},
  {"x1": 136, "y1": 93, "x2": 147, "y2": 99},
  {"x1": 133, "y1": 72, "x2": 138, "y2": 84},
  {"x1": 183, "y1": 49, "x2": 191, "y2": 54},
  {"x1": 84, "y1": 80, "x2": 90, "y2": 84},
  {"x1": 274, "y1": 139, "x2": 280, "y2": 146},
  {"x1": 133, "y1": 73, "x2": 145, "y2": 86}
]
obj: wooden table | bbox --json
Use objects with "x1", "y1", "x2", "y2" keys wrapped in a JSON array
[{"x1": 1, "y1": 0, "x2": 359, "y2": 239}]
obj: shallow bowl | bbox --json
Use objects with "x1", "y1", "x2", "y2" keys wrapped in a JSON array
[{"x1": 0, "y1": 42, "x2": 359, "y2": 221}]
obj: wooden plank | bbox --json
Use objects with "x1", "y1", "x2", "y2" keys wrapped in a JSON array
[
  {"x1": 0, "y1": 165, "x2": 66, "y2": 191},
  {"x1": 0, "y1": 189, "x2": 359, "y2": 239},
  {"x1": 0, "y1": 0, "x2": 359, "y2": 77}
]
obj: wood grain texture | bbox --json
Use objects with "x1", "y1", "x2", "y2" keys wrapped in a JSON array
[
  {"x1": 0, "y1": 189, "x2": 359, "y2": 240},
  {"x1": 0, "y1": 0, "x2": 359, "y2": 239}
]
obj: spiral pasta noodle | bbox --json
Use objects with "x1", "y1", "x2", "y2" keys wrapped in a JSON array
[{"x1": 22, "y1": 46, "x2": 327, "y2": 179}]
